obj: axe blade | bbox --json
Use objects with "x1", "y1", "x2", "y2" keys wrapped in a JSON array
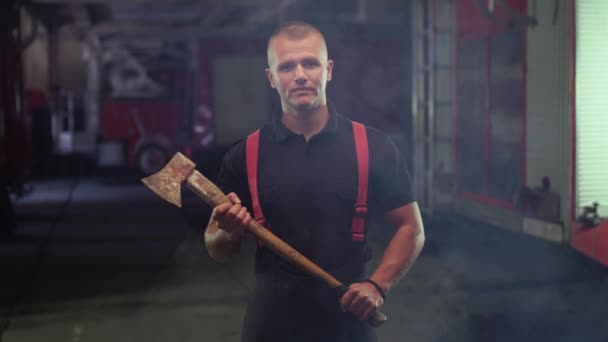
[{"x1": 141, "y1": 152, "x2": 196, "y2": 208}]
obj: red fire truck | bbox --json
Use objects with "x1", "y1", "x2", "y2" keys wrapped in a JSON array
[
  {"x1": 89, "y1": 39, "x2": 274, "y2": 177},
  {"x1": 96, "y1": 65, "x2": 193, "y2": 175},
  {"x1": 76, "y1": 38, "x2": 198, "y2": 176}
]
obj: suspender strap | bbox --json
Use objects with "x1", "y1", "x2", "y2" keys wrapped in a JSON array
[
  {"x1": 246, "y1": 123, "x2": 368, "y2": 244},
  {"x1": 351, "y1": 122, "x2": 369, "y2": 242},
  {"x1": 246, "y1": 130, "x2": 266, "y2": 227}
]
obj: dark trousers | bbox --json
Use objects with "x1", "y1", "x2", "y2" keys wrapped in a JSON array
[{"x1": 241, "y1": 278, "x2": 376, "y2": 342}]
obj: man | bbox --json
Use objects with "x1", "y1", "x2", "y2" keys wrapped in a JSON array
[{"x1": 204, "y1": 21, "x2": 425, "y2": 342}]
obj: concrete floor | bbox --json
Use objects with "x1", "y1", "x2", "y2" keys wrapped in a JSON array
[{"x1": 1, "y1": 177, "x2": 607, "y2": 342}]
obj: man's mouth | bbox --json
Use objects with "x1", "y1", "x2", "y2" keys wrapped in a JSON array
[{"x1": 292, "y1": 87, "x2": 315, "y2": 94}]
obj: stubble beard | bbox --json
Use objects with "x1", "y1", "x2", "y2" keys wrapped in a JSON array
[{"x1": 284, "y1": 92, "x2": 323, "y2": 116}]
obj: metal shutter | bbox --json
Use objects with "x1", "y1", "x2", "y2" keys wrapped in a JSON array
[{"x1": 576, "y1": 0, "x2": 608, "y2": 218}]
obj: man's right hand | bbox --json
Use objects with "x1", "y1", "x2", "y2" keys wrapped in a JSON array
[{"x1": 211, "y1": 192, "x2": 252, "y2": 239}]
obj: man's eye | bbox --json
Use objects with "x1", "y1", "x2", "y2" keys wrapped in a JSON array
[
  {"x1": 279, "y1": 64, "x2": 294, "y2": 72},
  {"x1": 303, "y1": 61, "x2": 319, "y2": 68}
]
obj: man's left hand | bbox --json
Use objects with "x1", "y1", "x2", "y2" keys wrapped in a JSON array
[{"x1": 340, "y1": 282, "x2": 384, "y2": 321}]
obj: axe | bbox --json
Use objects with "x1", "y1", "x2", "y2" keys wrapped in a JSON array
[{"x1": 141, "y1": 152, "x2": 387, "y2": 327}]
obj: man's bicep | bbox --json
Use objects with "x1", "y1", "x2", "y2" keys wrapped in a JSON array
[{"x1": 385, "y1": 202, "x2": 424, "y2": 233}]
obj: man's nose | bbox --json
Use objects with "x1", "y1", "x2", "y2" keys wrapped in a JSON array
[{"x1": 294, "y1": 65, "x2": 307, "y2": 84}]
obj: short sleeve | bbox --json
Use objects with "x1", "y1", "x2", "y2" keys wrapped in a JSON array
[
  {"x1": 369, "y1": 133, "x2": 415, "y2": 213},
  {"x1": 215, "y1": 141, "x2": 251, "y2": 209}
]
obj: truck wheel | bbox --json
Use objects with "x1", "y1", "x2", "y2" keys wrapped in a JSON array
[{"x1": 136, "y1": 145, "x2": 168, "y2": 176}]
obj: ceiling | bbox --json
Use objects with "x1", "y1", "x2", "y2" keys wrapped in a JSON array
[{"x1": 27, "y1": 0, "x2": 410, "y2": 41}]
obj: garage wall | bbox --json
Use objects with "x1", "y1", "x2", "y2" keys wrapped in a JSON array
[
  {"x1": 525, "y1": 0, "x2": 572, "y2": 228},
  {"x1": 448, "y1": 0, "x2": 573, "y2": 240},
  {"x1": 21, "y1": 10, "x2": 87, "y2": 95},
  {"x1": 21, "y1": 9, "x2": 49, "y2": 94},
  {"x1": 55, "y1": 25, "x2": 87, "y2": 94}
]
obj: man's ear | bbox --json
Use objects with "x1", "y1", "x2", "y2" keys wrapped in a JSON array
[
  {"x1": 326, "y1": 59, "x2": 334, "y2": 82},
  {"x1": 265, "y1": 68, "x2": 276, "y2": 89}
]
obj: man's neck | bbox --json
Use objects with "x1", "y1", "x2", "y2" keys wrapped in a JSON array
[{"x1": 281, "y1": 104, "x2": 330, "y2": 141}]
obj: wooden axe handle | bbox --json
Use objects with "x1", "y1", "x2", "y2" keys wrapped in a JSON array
[{"x1": 186, "y1": 169, "x2": 387, "y2": 327}]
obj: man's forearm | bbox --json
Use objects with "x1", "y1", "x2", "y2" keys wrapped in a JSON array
[
  {"x1": 204, "y1": 220, "x2": 242, "y2": 261},
  {"x1": 369, "y1": 223, "x2": 425, "y2": 294}
]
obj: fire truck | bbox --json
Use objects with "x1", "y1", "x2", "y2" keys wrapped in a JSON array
[
  {"x1": 95, "y1": 47, "x2": 193, "y2": 176},
  {"x1": 85, "y1": 38, "x2": 280, "y2": 177},
  {"x1": 76, "y1": 39, "x2": 211, "y2": 176}
]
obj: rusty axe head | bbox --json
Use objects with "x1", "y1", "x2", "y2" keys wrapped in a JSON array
[{"x1": 141, "y1": 152, "x2": 196, "y2": 208}]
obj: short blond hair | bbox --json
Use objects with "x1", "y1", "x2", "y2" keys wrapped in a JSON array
[{"x1": 267, "y1": 21, "x2": 328, "y2": 65}]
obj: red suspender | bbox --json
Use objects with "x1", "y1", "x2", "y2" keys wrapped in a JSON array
[
  {"x1": 246, "y1": 130, "x2": 266, "y2": 228},
  {"x1": 351, "y1": 121, "x2": 369, "y2": 242},
  {"x1": 245, "y1": 122, "x2": 369, "y2": 244}
]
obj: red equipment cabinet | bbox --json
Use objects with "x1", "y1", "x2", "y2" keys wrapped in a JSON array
[
  {"x1": 1, "y1": 1, "x2": 33, "y2": 237},
  {"x1": 0, "y1": 3, "x2": 32, "y2": 191}
]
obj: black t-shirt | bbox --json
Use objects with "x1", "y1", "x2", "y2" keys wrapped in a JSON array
[
  {"x1": 217, "y1": 105, "x2": 414, "y2": 342},
  {"x1": 216, "y1": 105, "x2": 414, "y2": 284}
]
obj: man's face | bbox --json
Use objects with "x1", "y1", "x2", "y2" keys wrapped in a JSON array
[{"x1": 266, "y1": 33, "x2": 333, "y2": 113}]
